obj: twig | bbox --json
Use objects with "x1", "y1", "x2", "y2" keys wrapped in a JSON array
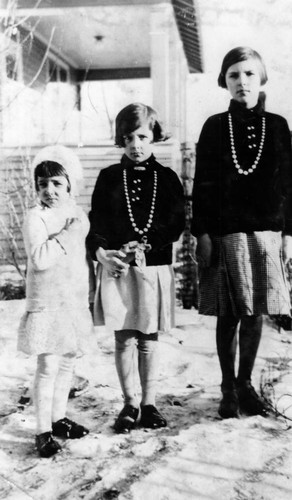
[{"x1": 0, "y1": 473, "x2": 35, "y2": 499}]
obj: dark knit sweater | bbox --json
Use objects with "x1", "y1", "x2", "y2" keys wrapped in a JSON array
[
  {"x1": 86, "y1": 154, "x2": 185, "y2": 266},
  {"x1": 191, "y1": 100, "x2": 292, "y2": 237}
]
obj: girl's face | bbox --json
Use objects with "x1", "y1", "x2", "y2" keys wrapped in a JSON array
[
  {"x1": 225, "y1": 58, "x2": 261, "y2": 108},
  {"x1": 37, "y1": 175, "x2": 70, "y2": 208},
  {"x1": 124, "y1": 124, "x2": 154, "y2": 163}
]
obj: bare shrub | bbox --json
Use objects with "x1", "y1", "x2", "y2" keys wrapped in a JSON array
[{"x1": 0, "y1": 153, "x2": 34, "y2": 278}]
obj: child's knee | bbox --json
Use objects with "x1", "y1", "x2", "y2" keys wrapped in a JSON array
[
  {"x1": 37, "y1": 353, "x2": 60, "y2": 378},
  {"x1": 115, "y1": 330, "x2": 136, "y2": 351},
  {"x1": 59, "y1": 353, "x2": 76, "y2": 373},
  {"x1": 137, "y1": 332, "x2": 158, "y2": 354}
]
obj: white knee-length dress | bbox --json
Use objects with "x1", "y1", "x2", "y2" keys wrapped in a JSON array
[{"x1": 18, "y1": 200, "x2": 94, "y2": 355}]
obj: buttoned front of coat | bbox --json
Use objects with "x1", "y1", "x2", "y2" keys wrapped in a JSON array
[{"x1": 87, "y1": 154, "x2": 185, "y2": 266}]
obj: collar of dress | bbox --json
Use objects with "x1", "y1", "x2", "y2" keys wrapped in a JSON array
[
  {"x1": 228, "y1": 98, "x2": 265, "y2": 123},
  {"x1": 121, "y1": 153, "x2": 157, "y2": 171}
]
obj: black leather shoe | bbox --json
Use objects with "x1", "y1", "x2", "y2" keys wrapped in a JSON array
[
  {"x1": 52, "y1": 417, "x2": 89, "y2": 439},
  {"x1": 218, "y1": 390, "x2": 239, "y2": 419},
  {"x1": 35, "y1": 432, "x2": 62, "y2": 458},
  {"x1": 113, "y1": 404, "x2": 139, "y2": 434},
  {"x1": 237, "y1": 383, "x2": 270, "y2": 416},
  {"x1": 140, "y1": 405, "x2": 167, "y2": 428}
]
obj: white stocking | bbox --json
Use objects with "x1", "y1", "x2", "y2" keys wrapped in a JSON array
[
  {"x1": 34, "y1": 353, "x2": 59, "y2": 434},
  {"x1": 34, "y1": 353, "x2": 75, "y2": 434},
  {"x1": 52, "y1": 353, "x2": 75, "y2": 423},
  {"x1": 138, "y1": 336, "x2": 159, "y2": 406}
]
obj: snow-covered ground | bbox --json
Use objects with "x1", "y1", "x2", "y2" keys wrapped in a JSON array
[{"x1": 0, "y1": 300, "x2": 292, "y2": 500}]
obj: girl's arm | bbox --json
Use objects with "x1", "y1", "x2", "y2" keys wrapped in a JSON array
[
  {"x1": 86, "y1": 169, "x2": 112, "y2": 260},
  {"x1": 86, "y1": 170, "x2": 129, "y2": 274},
  {"x1": 196, "y1": 233, "x2": 212, "y2": 267},
  {"x1": 96, "y1": 247, "x2": 129, "y2": 277},
  {"x1": 23, "y1": 211, "x2": 81, "y2": 271},
  {"x1": 191, "y1": 116, "x2": 221, "y2": 237},
  {"x1": 278, "y1": 117, "x2": 292, "y2": 264},
  {"x1": 278, "y1": 117, "x2": 292, "y2": 237},
  {"x1": 54, "y1": 207, "x2": 88, "y2": 252}
]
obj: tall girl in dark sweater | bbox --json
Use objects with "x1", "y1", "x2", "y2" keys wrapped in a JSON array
[{"x1": 192, "y1": 47, "x2": 292, "y2": 419}]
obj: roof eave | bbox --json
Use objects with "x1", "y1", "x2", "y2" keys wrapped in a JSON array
[{"x1": 171, "y1": 0, "x2": 203, "y2": 73}]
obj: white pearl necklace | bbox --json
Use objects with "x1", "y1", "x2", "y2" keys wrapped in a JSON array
[
  {"x1": 123, "y1": 169, "x2": 157, "y2": 235},
  {"x1": 228, "y1": 113, "x2": 266, "y2": 175}
]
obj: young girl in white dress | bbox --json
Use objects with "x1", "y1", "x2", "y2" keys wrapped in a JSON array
[{"x1": 18, "y1": 145, "x2": 94, "y2": 457}]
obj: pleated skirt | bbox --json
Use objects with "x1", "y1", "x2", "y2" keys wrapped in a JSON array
[
  {"x1": 94, "y1": 264, "x2": 175, "y2": 334},
  {"x1": 198, "y1": 231, "x2": 291, "y2": 317}
]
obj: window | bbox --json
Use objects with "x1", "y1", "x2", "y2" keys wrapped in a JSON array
[
  {"x1": 48, "y1": 58, "x2": 70, "y2": 83},
  {"x1": 5, "y1": 37, "x2": 22, "y2": 82}
]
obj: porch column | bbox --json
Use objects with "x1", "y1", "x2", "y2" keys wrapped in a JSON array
[
  {"x1": 178, "y1": 49, "x2": 188, "y2": 143},
  {"x1": 150, "y1": 4, "x2": 189, "y2": 142},
  {"x1": 150, "y1": 3, "x2": 172, "y2": 131},
  {"x1": 168, "y1": 15, "x2": 180, "y2": 142}
]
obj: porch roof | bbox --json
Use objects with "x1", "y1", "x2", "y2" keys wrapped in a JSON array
[{"x1": 4, "y1": 0, "x2": 203, "y2": 77}]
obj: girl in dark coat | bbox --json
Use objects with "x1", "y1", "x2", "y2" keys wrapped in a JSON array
[
  {"x1": 87, "y1": 103, "x2": 185, "y2": 432},
  {"x1": 191, "y1": 47, "x2": 292, "y2": 419}
]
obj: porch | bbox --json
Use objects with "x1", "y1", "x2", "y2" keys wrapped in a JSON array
[{"x1": 0, "y1": 0, "x2": 202, "y2": 307}]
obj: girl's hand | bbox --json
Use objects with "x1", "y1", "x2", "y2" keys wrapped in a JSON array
[
  {"x1": 120, "y1": 239, "x2": 152, "y2": 265},
  {"x1": 282, "y1": 235, "x2": 292, "y2": 267},
  {"x1": 196, "y1": 233, "x2": 212, "y2": 267},
  {"x1": 96, "y1": 247, "x2": 129, "y2": 278},
  {"x1": 120, "y1": 241, "x2": 140, "y2": 264}
]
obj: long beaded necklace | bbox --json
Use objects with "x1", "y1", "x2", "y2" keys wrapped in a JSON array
[
  {"x1": 123, "y1": 168, "x2": 157, "y2": 235},
  {"x1": 228, "y1": 113, "x2": 266, "y2": 176}
]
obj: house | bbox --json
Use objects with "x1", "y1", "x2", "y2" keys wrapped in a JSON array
[{"x1": 0, "y1": 0, "x2": 203, "y2": 292}]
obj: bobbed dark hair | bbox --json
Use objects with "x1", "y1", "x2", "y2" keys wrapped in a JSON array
[
  {"x1": 115, "y1": 102, "x2": 169, "y2": 147},
  {"x1": 34, "y1": 161, "x2": 71, "y2": 192},
  {"x1": 218, "y1": 46, "x2": 268, "y2": 88}
]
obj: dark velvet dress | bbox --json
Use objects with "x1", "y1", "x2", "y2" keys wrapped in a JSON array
[{"x1": 87, "y1": 154, "x2": 185, "y2": 332}]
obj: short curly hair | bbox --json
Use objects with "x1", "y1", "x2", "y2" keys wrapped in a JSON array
[
  {"x1": 115, "y1": 102, "x2": 169, "y2": 147},
  {"x1": 218, "y1": 46, "x2": 268, "y2": 89}
]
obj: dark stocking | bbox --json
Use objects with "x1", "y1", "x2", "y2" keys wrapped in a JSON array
[
  {"x1": 237, "y1": 315, "x2": 263, "y2": 386},
  {"x1": 216, "y1": 315, "x2": 239, "y2": 390}
]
